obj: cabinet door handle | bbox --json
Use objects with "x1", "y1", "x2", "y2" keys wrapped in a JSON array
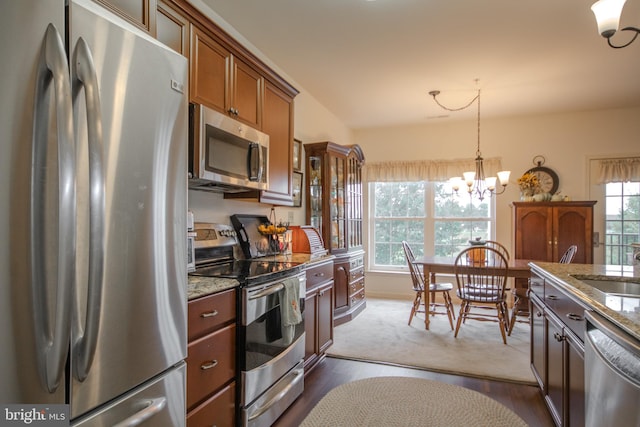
[
  {"x1": 566, "y1": 313, "x2": 583, "y2": 322},
  {"x1": 536, "y1": 311, "x2": 543, "y2": 317},
  {"x1": 201, "y1": 310, "x2": 219, "y2": 318},
  {"x1": 314, "y1": 272, "x2": 325, "y2": 277},
  {"x1": 200, "y1": 360, "x2": 218, "y2": 370},
  {"x1": 547, "y1": 295, "x2": 558, "y2": 300},
  {"x1": 553, "y1": 332, "x2": 565, "y2": 342}
]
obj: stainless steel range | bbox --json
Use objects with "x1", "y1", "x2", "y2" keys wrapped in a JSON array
[{"x1": 190, "y1": 223, "x2": 306, "y2": 427}]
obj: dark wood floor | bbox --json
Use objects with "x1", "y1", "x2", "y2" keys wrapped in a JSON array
[{"x1": 274, "y1": 356, "x2": 554, "y2": 426}]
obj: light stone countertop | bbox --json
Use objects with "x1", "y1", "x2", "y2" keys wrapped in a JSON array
[
  {"x1": 529, "y1": 262, "x2": 640, "y2": 341},
  {"x1": 187, "y1": 253, "x2": 335, "y2": 301}
]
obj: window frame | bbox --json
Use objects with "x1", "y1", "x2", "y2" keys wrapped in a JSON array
[{"x1": 367, "y1": 180, "x2": 497, "y2": 272}]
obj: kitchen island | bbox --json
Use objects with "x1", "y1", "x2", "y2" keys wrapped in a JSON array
[
  {"x1": 528, "y1": 262, "x2": 639, "y2": 427},
  {"x1": 529, "y1": 262, "x2": 639, "y2": 340}
]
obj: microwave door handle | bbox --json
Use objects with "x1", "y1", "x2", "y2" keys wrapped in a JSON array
[
  {"x1": 257, "y1": 142, "x2": 264, "y2": 182},
  {"x1": 31, "y1": 23, "x2": 75, "y2": 393},
  {"x1": 71, "y1": 37, "x2": 105, "y2": 382},
  {"x1": 247, "y1": 142, "x2": 261, "y2": 182}
]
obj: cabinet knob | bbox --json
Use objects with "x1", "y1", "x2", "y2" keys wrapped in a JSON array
[
  {"x1": 536, "y1": 311, "x2": 542, "y2": 317},
  {"x1": 201, "y1": 310, "x2": 219, "y2": 318},
  {"x1": 200, "y1": 360, "x2": 219, "y2": 370},
  {"x1": 553, "y1": 332, "x2": 565, "y2": 342}
]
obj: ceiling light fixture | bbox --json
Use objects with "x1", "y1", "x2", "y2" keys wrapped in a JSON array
[
  {"x1": 428, "y1": 88, "x2": 510, "y2": 202},
  {"x1": 591, "y1": 0, "x2": 640, "y2": 48}
]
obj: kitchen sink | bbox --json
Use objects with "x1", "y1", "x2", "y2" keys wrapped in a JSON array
[{"x1": 571, "y1": 275, "x2": 640, "y2": 297}]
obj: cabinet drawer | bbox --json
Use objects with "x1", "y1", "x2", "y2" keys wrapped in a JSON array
[
  {"x1": 187, "y1": 324, "x2": 236, "y2": 410},
  {"x1": 350, "y1": 288, "x2": 365, "y2": 306},
  {"x1": 187, "y1": 382, "x2": 235, "y2": 427},
  {"x1": 349, "y1": 256, "x2": 364, "y2": 270},
  {"x1": 349, "y1": 266, "x2": 364, "y2": 283},
  {"x1": 188, "y1": 289, "x2": 236, "y2": 341},
  {"x1": 349, "y1": 278, "x2": 364, "y2": 296},
  {"x1": 529, "y1": 273, "x2": 544, "y2": 299},
  {"x1": 545, "y1": 284, "x2": 586, "y2": 340},
  {"x1": 306, "y1": 260, "x2": 333, "y2": 289}
]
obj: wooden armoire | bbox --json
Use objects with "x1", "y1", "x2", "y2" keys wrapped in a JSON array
[{"x1": 512, "y1": 201, "x2": 596, "y2": 264}]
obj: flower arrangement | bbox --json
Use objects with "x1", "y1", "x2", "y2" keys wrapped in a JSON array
[{"x1": 517, "y1": 172, "x2": 540, "y2": 194}]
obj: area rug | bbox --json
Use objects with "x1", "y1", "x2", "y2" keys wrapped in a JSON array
[
  {"x1": 326, "y1": 298, "x2": 535, "y2": 384},
  {"x1": 300, "y1": 376, "x2": 528, "y2": 427}
]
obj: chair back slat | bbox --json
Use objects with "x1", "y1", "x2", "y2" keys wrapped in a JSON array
[
  {"x1": 402, "y1": 241, "x2": 424, "y2": 292},
  {"x1": 560, "y1": 245, "x2": 578, "y2": 263},
  {"x1": 484, "y1": 240, "x2": 510, "y2": 261}
]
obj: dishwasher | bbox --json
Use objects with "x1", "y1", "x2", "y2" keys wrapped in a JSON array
[{"x1": 585, "y1": 311, "x2": 640, "y2": 427}]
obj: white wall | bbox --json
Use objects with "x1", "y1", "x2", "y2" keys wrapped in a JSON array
[{"x1": 356, "y1": 107, "x2": 640, "y2": 298}]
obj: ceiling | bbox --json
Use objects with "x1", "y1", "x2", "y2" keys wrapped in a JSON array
[{"x1": 200, "y1": 0, "x2": 640, "y2": 129}]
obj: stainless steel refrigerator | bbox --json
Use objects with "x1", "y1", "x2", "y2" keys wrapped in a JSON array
[{"x1": 0, "y1": 0, "x2": 188, "y2": 425}]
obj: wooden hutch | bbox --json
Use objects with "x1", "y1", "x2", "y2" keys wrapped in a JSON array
[{"x1": 304, "y1": 142, "x2": 366, "y2": 325}]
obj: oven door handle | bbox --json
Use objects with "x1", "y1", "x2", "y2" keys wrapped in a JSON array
[
  {"x1": 249, "y1": 283, "x2": 284, "y2": 300},
  {"x1": 247, "y1": 367, "x2": 304, "y2": 422}
]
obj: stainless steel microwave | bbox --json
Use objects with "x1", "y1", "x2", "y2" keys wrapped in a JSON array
[{"x1": 189, "y1": 104, "x2": 269, "y2": 192}]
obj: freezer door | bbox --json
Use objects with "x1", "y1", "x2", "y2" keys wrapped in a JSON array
[
  {"x1": 72, "y1": 363, "x2": 186, "y2": 427},
  {"x1": 69, "y1": 0, "x2": 188, "y2": 419},
  {"x1": 0, "y1": 0, "x2": 68, "y2": 405}
]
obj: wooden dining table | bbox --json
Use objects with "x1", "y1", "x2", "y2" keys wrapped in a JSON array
[{"x1": 413, "y1": 255, "x2": 532, "y2": 330}]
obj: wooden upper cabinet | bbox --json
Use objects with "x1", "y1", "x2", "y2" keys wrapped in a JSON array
[
  {"x1": 190, "y1": 26, "x2": 262, "y2": 128},
  {"x1": 156, "y1": 0, "x2": 189, "y2": 56},
  {"x1": 512, "y1": 201, "x2": 596, "y2": 263},
  {"x1": 260, "y1": 81, "x2": 294, "y2": 204},
  {"x1": 232, "y1": 59, "x2": 263, "y2": 129},
  {"x1": 96, "y1": 0, "x2": 156, "y2": 33},
  {"x1": 190, "y1": 26, "x2": 229, "y2": 114}
]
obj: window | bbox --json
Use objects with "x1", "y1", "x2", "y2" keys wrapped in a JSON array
[
  {"x1": 605, "y1": 181, "x2": 640, "y2": 265},
  {"x1": 369, "y1": 180, "x2": 495, "y2": 270}
]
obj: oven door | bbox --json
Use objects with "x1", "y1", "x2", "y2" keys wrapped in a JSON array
[{"x1": 240, "y1": 271, "x2": 306, "y2": 408}]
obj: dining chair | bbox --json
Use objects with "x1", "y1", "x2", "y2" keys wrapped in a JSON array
[
  {"x1": 559, "y1": 245, "x2": 578, "y2": 264},
  {"x1": 402, "y1": 241, "x2": 456, "y2": 329},
  {"x1": 484, "y1": 240, "x2": 510, "y2": 261},
  {"x1": 454, "y1": 246, "x2": 510, "y2": 344}
]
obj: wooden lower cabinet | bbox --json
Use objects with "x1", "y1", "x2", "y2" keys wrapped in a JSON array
[
  {"x1": 304, "y1": 259, "x2": 334, "y2": 373},
  {"x1": 187, "y1": 289, "x2": 237, "y2": 427},
  {"x1": 529, "y1": 270, "x2": 586, "y2": 427},
  {"x1": 186, "y1": 383, "x2": 235, "y2": 427},
  {"x1": 333, "y1": 251, "x2": 365, "y2": 326}
]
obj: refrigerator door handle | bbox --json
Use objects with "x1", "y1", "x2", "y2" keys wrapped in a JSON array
[
  {"x1": 112, "y1": 397, "x2": 167, "y2": 427},
  {"x1": 31, "y1": 23, "x2": 76, "y2": 393},
  {"x1": 71, "y1": 37, "x2": 105, "y2": 382}
]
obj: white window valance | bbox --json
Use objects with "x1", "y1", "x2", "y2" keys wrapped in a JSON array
[
  {"x1": 597, "y1": 157, "x2": 640, "y2": 183},
  {"x1": 362, "y1": 157, "x2": 504, "y2": 182}
]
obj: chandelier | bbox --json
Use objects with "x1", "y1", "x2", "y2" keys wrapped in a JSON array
[
  {"x1": 428, "y1": 88, "x2": 510, "y2": 202},
  {"x1": 591, "y1": 0, "x2": 640, "y2": 48}
]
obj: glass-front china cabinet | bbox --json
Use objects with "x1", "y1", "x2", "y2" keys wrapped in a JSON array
[{"x1": 305, "y1": 141, "x2": 365, "y2": 325}]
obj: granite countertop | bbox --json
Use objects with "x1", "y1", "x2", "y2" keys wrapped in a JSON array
[
  {"x1": 187, "y1": 252, "x2": 335, "y2": 301},
  {"x1": 529, "y1": 262, "x2": 640, "y2": 341}
]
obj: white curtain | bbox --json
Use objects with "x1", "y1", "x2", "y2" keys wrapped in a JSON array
[
  {"x1": 362, "y1": 157, "x2": 504, "y2": 182},
  {"x1": 597, "y1": 157, "x2": 640, "y2": 183}
]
